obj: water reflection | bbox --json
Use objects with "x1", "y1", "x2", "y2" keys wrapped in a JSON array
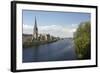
[{"x1": 23, "y1": 38, "x2": 77, "y2": 62}]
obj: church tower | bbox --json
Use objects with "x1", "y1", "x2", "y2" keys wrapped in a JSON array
[{"x1": 32, "y1": 16, "x2": 38, "y2": 40}]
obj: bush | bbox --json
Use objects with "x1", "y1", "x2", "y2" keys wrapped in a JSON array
[{"x1": 74, "y1": 21, "x2": 91, "y2": 59}]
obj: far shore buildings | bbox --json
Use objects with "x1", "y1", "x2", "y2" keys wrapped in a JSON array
[
  {"x1": 32, "y1": 17, "x2": 60, "y2": 42},
  {"x1": 22, "y1": 16, "x2": 60, "y2": 45}
]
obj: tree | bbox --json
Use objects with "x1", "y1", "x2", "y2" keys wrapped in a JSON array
[{"x1": 74, "y1": 21, "x2": 91, "y2": 59}]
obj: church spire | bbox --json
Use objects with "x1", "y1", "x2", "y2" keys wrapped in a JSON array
[
  {"x1": 34, "y1": 16, "x2": 37, "y2": 28},
  {"x1": 32, "y1": 16, "x2": 38, "y2": 40},
  {"x1": 34, "y1": 16, "x2": 38, "y2": 32}
]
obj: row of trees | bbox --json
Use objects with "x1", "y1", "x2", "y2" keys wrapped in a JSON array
[{"x1": 73, "y1": 21, "x2": 91, "y2": 59}]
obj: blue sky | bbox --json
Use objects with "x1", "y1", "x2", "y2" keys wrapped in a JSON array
[{"x1": 23, "y1": 10, "x2": 90, "y2": 38}]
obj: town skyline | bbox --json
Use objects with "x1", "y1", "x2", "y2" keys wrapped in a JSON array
[{"x1": 23, "y1": 10, "x2": 90, "y2": 38}]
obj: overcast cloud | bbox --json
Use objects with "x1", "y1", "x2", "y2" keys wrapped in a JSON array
[{"x1": 23, "y1": 24, "x2": 78, "y2": 38}]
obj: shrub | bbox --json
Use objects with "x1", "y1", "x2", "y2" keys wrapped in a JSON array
[{"x1": 74, "y1": 21, "x2": 91, "y2": 59}]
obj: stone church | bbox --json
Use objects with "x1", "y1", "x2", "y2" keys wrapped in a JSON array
[{"x1": 32, "y1": 16, "x2": 59, "y2": 42}]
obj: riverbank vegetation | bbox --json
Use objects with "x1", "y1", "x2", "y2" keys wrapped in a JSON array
[
  {"x1": 73, "y1": 21, "x2": 91, "y2": 59},
  {"x1": 23, "y1": 39, "x2": 59, "y2": 48}
]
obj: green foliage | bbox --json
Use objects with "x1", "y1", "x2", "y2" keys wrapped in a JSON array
[{"x1": 74, "y1": 21, "x2": 91, "y2": 59}]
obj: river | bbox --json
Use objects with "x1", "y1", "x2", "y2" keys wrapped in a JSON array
[{"x1": 23, "y1": 38, "x2": 77, "y2": 62}]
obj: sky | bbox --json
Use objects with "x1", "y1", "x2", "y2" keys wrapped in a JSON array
[{"x1": 23, "y1": 10, "x2": 90, "y2": 38}]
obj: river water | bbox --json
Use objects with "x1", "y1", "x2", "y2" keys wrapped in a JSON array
[{"x1": 23, "y1": 38, "x2": 77, "y2": 62}]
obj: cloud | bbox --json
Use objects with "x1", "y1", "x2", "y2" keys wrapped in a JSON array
[
  {"x1": 23, "y1": 24, "x2": 33, "y2": 34},
  {"x1": 23, "y1": 24, "x2": 78, "y2": 38}
]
